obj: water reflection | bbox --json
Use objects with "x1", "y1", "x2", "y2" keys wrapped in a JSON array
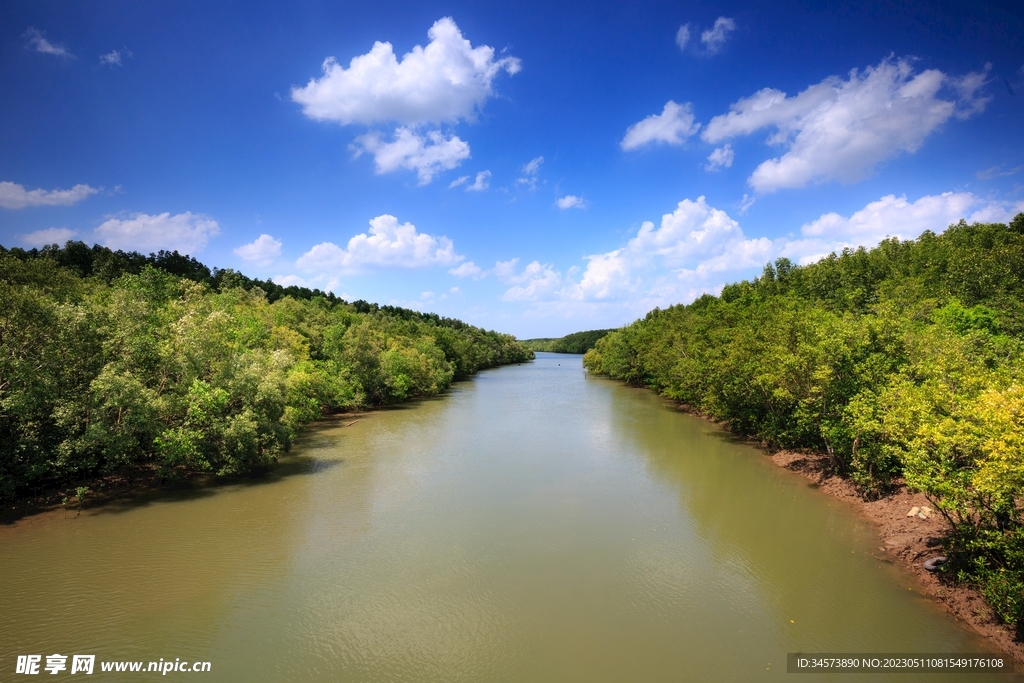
[
  {"x1": 0, "y1": 353, "x2": 1012, "y2": 682},
  {"x1": 599, "y1": 376, "x2": 997, "y2": 666}
]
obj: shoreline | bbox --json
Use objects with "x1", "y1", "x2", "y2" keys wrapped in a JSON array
[
  {"x1": 4, "y1": 386, "x2": 1020, "y2": 663},
  {"x1": 667, "y1": 399, "x2": 1024, "y2": 665},
  {"x1": 770, "y1": 449, "x2": 1023, "y2": 664},
  {"x1": 0, "y1": 411, "x2": 375, "y2": 527}
]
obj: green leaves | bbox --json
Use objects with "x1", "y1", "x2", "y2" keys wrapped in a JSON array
[
  {"x1": 0, "y1": 250, "x2": 533, "y2": 499},
  {"x1": 585, "y1": 217, "x2": 1024, "y2": 625}
]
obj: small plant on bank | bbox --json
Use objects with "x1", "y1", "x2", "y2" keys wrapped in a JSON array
[{"x1": 75, "y1": 487, "x2": 89, "y2": 516}]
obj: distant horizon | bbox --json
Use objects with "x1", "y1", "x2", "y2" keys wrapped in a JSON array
[{"x1": 2, "y1": 0, "x2": 1022, "y2": 338}]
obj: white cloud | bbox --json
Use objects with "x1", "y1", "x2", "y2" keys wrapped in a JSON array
[
  {"x1": 703, "y1": 57, "x2": 992, "y2": 193},
  {"x1": 291, "y1": 17, "x2": 519, "y2": 127},
  {"x1": 0, "y1": 181, "x2": 99, "y2": 209},
  {"x1": 516, "y1": 156, "x2": 544, "y2": 189},
  {"x1": 495, "y1": 191, "x2": 1024, "y2": 327},
  {"x1": 466, "y1": 170, "x2": 491, "y2": 191},
  {"x1": 787, "y1": 192, "x2": 1024, "y2": 263},
  {"x1": 610, "y1": 196, "x2": 768, "y2": 270},
  {"x1": 556, "y1": 195, "x2": 588, "y2": 209},
  {"x1": 99, "y1": 50, "x2": 122, "y2": 66},
  {"x1": 492, "y1": 258, "x2": 520, "y2": 278},
  {"x1": 700, "y1": 17, "x2": 736, "y2": 54},
  {"x1": 94, "y1": 212, "x2": 220, "y2": 255},
  {"x1": 738, "y1": 193, "x2": 756, "y2": 214},
  {"x1": 448, "y1": 261, "x2": 483, "y2": 278},
  {"x1": 948, "y1": 65, "x2": 993, "y2": 119},
  {"x1": 621, "y1": 100, "x2": 700, "y2": 151},
  {"x1": 539, "y1": 197, "x2": 770, "y2": 305},
  {"x1": 705, "y1": 144, "x2": 734, "y2": 171},
  {"x1": 273, "y1": 274, "x2": 312, "y2": 288},
  {"x1": 448, "y1": 175, "x2": 470, "y2": 188},
  {"x1": 19, "y1": 227, "x2": 78, "y2": 247},
  {"x1": 296, "y1": 214, "x2": 462, "y2": 272},
  {"x1": 352, "y1": 128, "x2": 470, "y2": 184},
  {"x1": 24, "y1": 27, "x2": 71, "y2": 57},
  {"x1": 522, "y1": 156, "x2": 543, "y2": 175},
  {"x1": 502, "y1": 261, "x2": 563, "y2": 301},
  {"x1": 233, "y1": 234, "x2": 283, "y2": 266},
  {"x1": 270, "y1": 273, "x2": 344, "y2": 294},
  {"x1": 675, "y1": 25, "x2": 691, "y2": 51}
]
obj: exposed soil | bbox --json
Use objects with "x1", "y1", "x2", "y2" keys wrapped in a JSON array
[{"x1": 769, "y1": 449, "x2": 1024, "y2": 666}]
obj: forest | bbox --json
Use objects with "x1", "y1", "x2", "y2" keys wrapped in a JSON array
[
  {"x1": 0, "y1": 241, "x2": 533, "y2": 503},
  {"x1": 523, "y1": 329, "x2": 612, "y2": 353},
  {"x1": 585, "y1": 215, "x2": 1024, "y2": 628}
]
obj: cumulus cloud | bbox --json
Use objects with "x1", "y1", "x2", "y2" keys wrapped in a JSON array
[
  {"x1": 0, "y1": 181, "x2": 99, "y2": 209},
  {"x1": 504, "y1": 197, "x2": 769, "y2": 305},
  {"x1": 700, "y1": 17, "x2": 736, "y2": 54},
  {"x1": 496, "y1": 191, "x2": 1024, "y2": 325},
  {"x1": 493, "y1": 258, "x2": 520, "y2": 278},
  {"x1": 273, "y1": 274, "x2": 311, "y2": 288},
  {"x1": 19, "y1": 227, "x2": 78, "y2": 247},
  {"x1": 786, "y1": 192, "x2": 1024, "y2": 263},
  {"x1": 291, "y1": 17, "x2": 519, "y2": 127},
  {"x1": 352, "y1": 128, "x2": 470, "y2": 184},
  {"x1": 621, "y1": 101, "x2": 700, "y2": 151},
  {"x1": 466, "y1": 170, "x2": 491, "y2": 191},
  {"x1": 675, "y1": 25, "x2": 691, "y2": 51},
  {"x1": 233, "y1": 234, "x2": 283, "y2": 266},
  {"x1": 703, "y1": 57, "x2": 993, "y2": 193},
  {"x1": 99, "y1": 50, "x2": 122, "y2": 66},
  {"x1": 94, "y1": 212, "x2": 220, "y2": 255},
  {"x1": 24, "y1": 27, "x2": 71, "y2": 57},
  {"x1": 556, "y1": 195, "x2": 588, "y2": 209},
  {"x1": 516, "y1": 156, "x2": 544, "y2": 189},
  {"x1": 448, "y1": 175, "x2": 469, "y2": 188},
  {"x1": 705, "y1": 144, "x2": 734, "y2": 171},
  {"x1": 502, "y1": 261, "x2": 564, "y2": 301},
  {"x1": 296, "y1": 214, "x2": 462, "y2": 272}
]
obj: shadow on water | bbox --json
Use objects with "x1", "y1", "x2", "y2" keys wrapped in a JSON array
[
  {"x1": 0, "y1": 451, "x2": 346, "y2": 526},
  {"x1": 90, "y1": 457, "x2": 347, "y2": 517},
  {"x1": 600, "y1": 379, "x2": 999, "y2": 658},
  {"x1": 2, "y1": 393, "x2": 462, "y2": 526}
]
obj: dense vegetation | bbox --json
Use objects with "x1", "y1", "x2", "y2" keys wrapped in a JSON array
[
  {"x1": 0, "y1": 241, "x2": 533, "y2": 502},
  {"x1": 585, "y1": 216, "x2": 1024, "y2": 627},
  {"x1": 523, "y1": 329, "x2": 612, "y2": 353}
]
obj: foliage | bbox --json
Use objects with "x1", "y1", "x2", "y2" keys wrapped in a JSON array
[
  {"x1": 583, "y1": 216, "x2": 1024, "y2": 626},
  {"x1": 522, "y1": 329, "x2": 613, "y2": 354},
  {"x1": 522, "y1": 338, "x2": 558, "y2": 352},
  {"x1": 0, "y1": 243, "x2": 532, "y2": 501}
]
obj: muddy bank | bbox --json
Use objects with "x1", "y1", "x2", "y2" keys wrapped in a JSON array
[{"x1": 769, "y1": 449, "x2": 1023, "y2": 665}]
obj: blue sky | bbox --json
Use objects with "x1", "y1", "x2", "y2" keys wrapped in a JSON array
[{"x1": 1, "y1": 0, "x2": 1022, "y2": 337}]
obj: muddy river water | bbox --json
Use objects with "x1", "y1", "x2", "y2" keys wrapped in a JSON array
[{"x1": 0, "y1": 353, "x2": 1013, "y2": 681}]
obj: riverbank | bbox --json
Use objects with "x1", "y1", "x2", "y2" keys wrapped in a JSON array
[
  {"x1": 0, "y1": 411, "x2": 374, "y2": 526},
  {"x1": 661, "y1": 395, "x2": 1024, "y2": 664},
  {"x1": 766, "y1": 448, "x2": 1023, "y2": 664}
]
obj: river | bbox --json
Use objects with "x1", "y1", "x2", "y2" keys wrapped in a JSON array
[{"x1": 0, "y1": 353, "x2": 1013, "y2": 681}]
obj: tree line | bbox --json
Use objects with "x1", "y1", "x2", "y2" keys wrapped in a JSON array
[
  {"x1": 523, "y1": 329, "x2": 612, "y2": 353},
  {"x1": 584, "y1": 215, "x2": 1024, "y2": 628},
  {"x1": 0, "y1": 241, "x2": 533, "y2": 502}
]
